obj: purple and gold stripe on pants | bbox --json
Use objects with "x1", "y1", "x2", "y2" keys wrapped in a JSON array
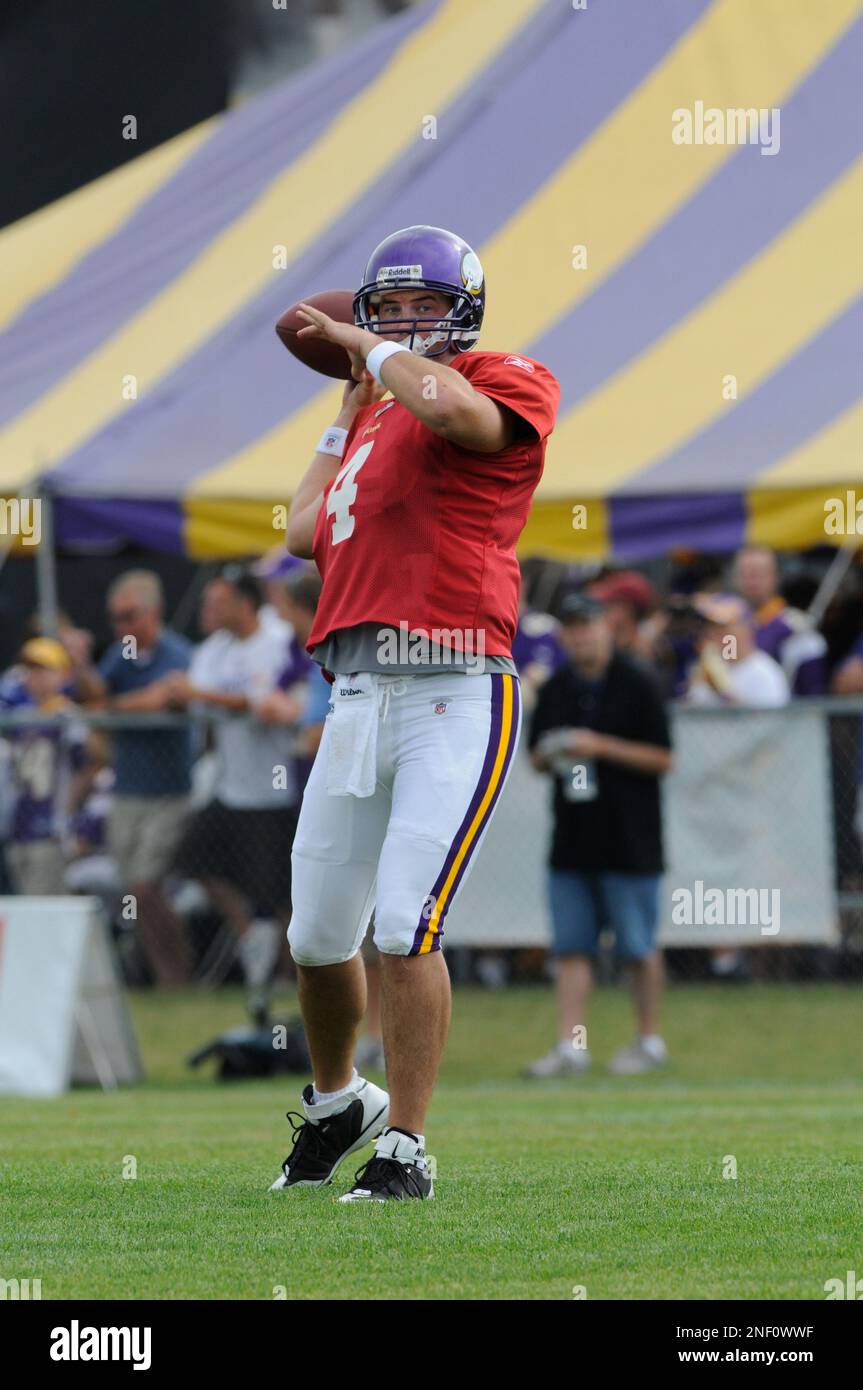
[{"x1": 411, "y1": 673, "x2": 521, "y2": 956}]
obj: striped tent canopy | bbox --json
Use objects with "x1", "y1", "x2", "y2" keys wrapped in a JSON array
[{"x1": 2, "y1": 0, "x2": 862, "y2": 561}]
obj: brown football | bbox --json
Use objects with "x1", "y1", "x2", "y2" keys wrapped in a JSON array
[{"x1": 275, "y1": 289, "x2": 356, "y2": 379}]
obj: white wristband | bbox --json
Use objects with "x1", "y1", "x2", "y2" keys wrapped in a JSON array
[
  {"x1": 366, "y1": 340, "x2": 410, "y2": 384},
  {"x1": 316, "y1": 425, "x2": 348, "y2": 458}
]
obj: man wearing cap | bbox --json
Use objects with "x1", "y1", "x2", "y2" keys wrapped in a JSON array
[
  {"x1": 685, "y1": 594, "x2": 789, "y2": 707},
  {"x1": 588, "y1": 570, "x2": 659, "y2": 666},
  {"x1": 526, "y1": 593, "x2": 673, "y2": 1077},
  {"x1": 0, "y1": 638, "x2": 90, "y2": 895}
]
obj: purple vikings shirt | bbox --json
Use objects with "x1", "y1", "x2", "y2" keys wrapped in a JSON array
[
  {"x1": 754, "y1": 600, "x2": 828, "y2": 697},
  {"x1": 70, "y1": 767, "x2": 114, "y2": 849},
  {"x1": 0, "y1": 686, "x2": 88, "y2": 843},
  {"x1": 511, "y1": 611, "x2": 566, "y2": 677},
  {"x1": 276, "y1": 632, "x2": 317, "y2": 800},
  {"x1": 276, "y1": 632, "x2": 316, "y2": 693}
]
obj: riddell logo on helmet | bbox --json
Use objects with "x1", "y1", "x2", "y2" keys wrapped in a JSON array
[{"x1": 377, "y1": 265, "x2": 423, "y2": 282}]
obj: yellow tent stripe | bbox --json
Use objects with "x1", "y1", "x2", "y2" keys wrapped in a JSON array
[
  {"x1": 517, "y1": 497, "x2": 609, "y2": 561},
  {"x1": 418, "y1": 674, "x2": 514, "y2": 955},
  {"x1": 0, "y1": 0, "x2": 543, "y2": 492},
  {"x1": 760, "y1": 393, "x2": 863, "y2": 486},
  {"x1": 746, "y1": 486, "x2": 862, "y2": 550},
  {"x1": 480, "y1": 0, "x2": 861, "y2": 352},
  {"x1": 200, "y1": 0, "x2": 860, "y2": 504},
  {"x1": 747, "y1": 395, "x2": 863, "y2": 547},
  {"x1": 0, "y1": 121, "x2": 212, "y2": 333},
  {"x1": 183, "y1": 494, "x2": 606, "y2": 560},
  {"x1": 545, "y1": 154, "x2": 863, "y2": 495}
]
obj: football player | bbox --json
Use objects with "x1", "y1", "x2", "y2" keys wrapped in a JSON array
[{"x1": 270, "y1": 225, "x2": 559, "y2": 1201}]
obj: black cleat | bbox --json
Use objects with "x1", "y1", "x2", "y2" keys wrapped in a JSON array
[
  {"x1": 269, "y1": 1078, "x2": 389, "y2": 1190},
  {"x1": 339, "y1": 1127, "x2": 434, "y2": 1202}
]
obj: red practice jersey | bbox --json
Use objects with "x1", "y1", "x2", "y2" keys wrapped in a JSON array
[{"x1": 307, "y1": 351, "x2": 560, "y2": 657}]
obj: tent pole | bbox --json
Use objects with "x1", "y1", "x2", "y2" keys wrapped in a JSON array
[
  {"x1": 808, "y1": 541, "x2": 859, "y2": 627},
  {"x1": 35, "y1": 479, "x2": 59, "y2": 638}
]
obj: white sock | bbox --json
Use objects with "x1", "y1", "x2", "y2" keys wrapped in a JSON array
[
  {"x1": 312, "y1": 1069, "x2": 358, "y2": 1106},
  {"x1": 640, "y1": 1034, "x2": 667, "y2": 1058}
]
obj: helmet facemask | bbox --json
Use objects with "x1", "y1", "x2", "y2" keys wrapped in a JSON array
[{"x1": 354, "y1": 282, "x2": 482, "y2": 358}]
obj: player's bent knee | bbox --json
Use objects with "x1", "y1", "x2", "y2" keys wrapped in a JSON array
[
  {"x1": 373, "y1": 917, "x2": 445, "y2": 957},
  {"x1": 287, "y1": 917, "x2": 359, "y2": 968}
]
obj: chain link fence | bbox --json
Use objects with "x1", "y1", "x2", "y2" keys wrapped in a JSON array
[{"x1": 2, "y1": 701, "x2": 862, "y2": 987}]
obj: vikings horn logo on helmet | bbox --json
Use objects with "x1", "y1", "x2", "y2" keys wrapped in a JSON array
[{"x1": 354, "y1": 225, "x2": 486, "y2": 358}]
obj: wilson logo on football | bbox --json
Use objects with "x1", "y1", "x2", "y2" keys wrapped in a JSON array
[{"x1": 504, "y1": 355, "x2": 535, "y2": 372}]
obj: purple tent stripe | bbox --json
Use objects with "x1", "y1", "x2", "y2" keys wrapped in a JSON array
[
  {"x1": 529, "y1": 13, "x2": 863, "y2": 411},
  {"x1": 0, "y1": 0, "x2": 441, "y2": 429},
  {"x1": 410, "y1": 673, "x2": 521, "y2": 954},
  {"x1": 608, "y1": 492, "x2": 746, "y2": 560},
  {"x1": 53, "y1": 0, "x2": 711, "y2": 501},
  {"x1": 621, "y1": 294, "x2": 863, "y2": 493},
  {"x1": 54, "y1": 496, "x2": 186, "y2": 552}
]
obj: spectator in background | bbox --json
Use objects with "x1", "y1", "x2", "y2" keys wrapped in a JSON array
[
  {"x1": 257, "y1": 565, "x2": 325, "y2": 791},
  {"x1": 830, "y1": 625, "x2": 863, "y2": 888},
  {"x1": 64, "y1": 733, "x2": 119, "y2": 913},
  {"x1": 166, "y1": 570, "x2": 304, "y2": 1025},
  {"x1": 684, "y1": 594, "x2": 789, "y2": 708},
  {"x1": 512, "y1": 575, "x2": 566, "y2": 713},
  {"x1": 731, "y1": 546, "x2": 828, "y2": 695},
  {"x1": 526, "y1": 593, "x2": 673, "y2": 1078},
  {"x1": 253, "y1": 545, "x2": 306, "y2": 629},
  {"x1": 84, "y1": 570, "x2": 194, "y2": 986},
  {"x1": 0, "y1": 638, "x2": 91, "y2": 895},
  {"x1": 588, "y1": 569, "x2": 661, "y2": 669},
  {"x1": 832, "y1": 628, "x2": 863, "y2": 697},
  {"x1": 255, "y1": 562, "x2": 319, "y2": 710}
]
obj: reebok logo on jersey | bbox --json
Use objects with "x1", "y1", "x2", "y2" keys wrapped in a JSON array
[{"x1": 504, "y1": 355, "x2": 535, "y2": 372}]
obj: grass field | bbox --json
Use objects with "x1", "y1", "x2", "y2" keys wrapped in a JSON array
[{"x1": 1, "y1": 982, "x2": 861, "y2": 1300}]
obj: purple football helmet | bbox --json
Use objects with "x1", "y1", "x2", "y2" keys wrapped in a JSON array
[{"x1": 354, "y1": 225, "x2": 485, "y2": 358}]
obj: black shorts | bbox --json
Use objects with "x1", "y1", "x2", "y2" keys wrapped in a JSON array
[{"x1": 173, "y1": 799, "x2": 297, "y2": 916}]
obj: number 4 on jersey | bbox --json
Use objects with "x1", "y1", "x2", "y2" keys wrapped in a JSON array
[{"x1": 327, "y1": 440, "x2": 374, "y2": 544}]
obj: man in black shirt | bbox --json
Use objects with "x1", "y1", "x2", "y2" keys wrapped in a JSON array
[{"x1": 526, "y1": 594, "x2": 673, "y2": 1077}]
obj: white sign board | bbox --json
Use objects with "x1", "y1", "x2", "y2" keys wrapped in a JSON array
[
  {"x1": 0, "y1": 897, "x2": 142, "y2": 1097},
  {"x1": 447, "y1": 708, "x2": 838, "y2": 948},
  {"x1": 660, "y1": 709, "x2": 837, "y2": 946}
]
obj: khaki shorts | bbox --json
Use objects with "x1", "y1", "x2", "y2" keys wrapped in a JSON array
[
  {"x1": 6, "y1": 840, "x2": 67, "y2": 895},
  {"x1": 109, "y1": 795, "x2": 189, "y2": 886}
]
